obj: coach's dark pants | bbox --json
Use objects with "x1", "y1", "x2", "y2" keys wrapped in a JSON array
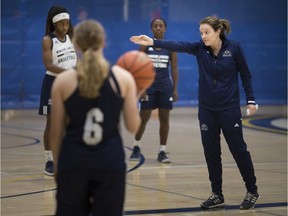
[{"x1": 198, "y1": 106, "x2": 257, "y2": 195}]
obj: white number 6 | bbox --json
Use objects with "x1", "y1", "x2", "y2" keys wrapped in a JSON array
[{"x1": 83, "y1": 108, "x2": 103, "y2": 145}]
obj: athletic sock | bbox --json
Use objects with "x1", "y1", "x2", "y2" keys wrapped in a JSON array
[
  {"x1": 134, "y1": 140, "x2": 141, "y2": 148},
  {"x1": 160, "y1": 145, "x2": 166, "y2": 152},
  {"x1": 45, "y1": 150, "x2": 53, "y2": 162}
]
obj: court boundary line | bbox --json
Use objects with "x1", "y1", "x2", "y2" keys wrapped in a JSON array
[
  {"x1": 124, "y1": 202, "x2": 288, "y2": 215},
  {"x1": 1, "y1": 132, "x2": 40, "y2": 148},
  {"x1": 1, "y1": 161, "x2": 286, "y2": 199}
]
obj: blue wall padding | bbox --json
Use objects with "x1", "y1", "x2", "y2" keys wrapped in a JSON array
[{"x1": 1, "y1": 0, "x2": 287, "y2": 109}]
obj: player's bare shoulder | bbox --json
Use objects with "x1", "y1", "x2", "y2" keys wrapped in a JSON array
[
  {"x1": 111, "y1": 65, "x2": 136, "y2": 97},
  {"x1": 112, "y1": 65, "x2": 134, "y2": 80},
  {"x1": 54, "y1": 69, "x2": 76, "y2": 86},
  {"x1": 42, "y1": 35, "x2": 52, "y2": 44}
]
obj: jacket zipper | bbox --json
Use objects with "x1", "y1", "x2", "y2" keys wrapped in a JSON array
[{"x1": 213, "y1": 58, "x2": 217, "y2": 88}]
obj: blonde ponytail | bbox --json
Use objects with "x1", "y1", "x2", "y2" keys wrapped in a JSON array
[
  {"x1": 77, "y1": 49, "x2": 109, "y2": 98},
  {"x1": 74, "y1": 19, "x2": 109, "y2": 98}
]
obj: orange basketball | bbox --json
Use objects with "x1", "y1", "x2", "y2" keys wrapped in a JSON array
[{"x1": 117, "y1": 50, "x2": 155, "y2": 91}]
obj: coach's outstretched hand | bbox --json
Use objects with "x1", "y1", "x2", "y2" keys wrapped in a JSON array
[
  {"x1": 246, "y1": 104, "x2": 258, "y2": 117},
  {"x1": 130, "y1": 35, "x2": 154, "y2": 46}
]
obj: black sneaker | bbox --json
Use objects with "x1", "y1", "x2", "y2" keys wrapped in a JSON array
[
  {"x1": 129, "y1": 146, "x2": 141, "y2": 161},
  {"x1": 240, "y1": 192, "x2": 260, "y2": 210},
  {"x1": 45, "y1": 160, "x2": 54, "y2": 176},
  {"x1": 157, "y1": 151, "x2": 171, "y2": 163},
  {"x1": 201, "y1": 193, "x2": 225, "y2": 209}
]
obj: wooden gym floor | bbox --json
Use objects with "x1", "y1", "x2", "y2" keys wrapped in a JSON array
[{"x1": 1, "y1": 105, "x2": 287, "y2": 216}]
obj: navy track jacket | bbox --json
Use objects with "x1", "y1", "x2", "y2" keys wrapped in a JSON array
[{"x1": 154, "y1": 37, "x2": 255, "y2": 111}]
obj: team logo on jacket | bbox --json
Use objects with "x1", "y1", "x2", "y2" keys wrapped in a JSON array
[
  {"x1": 222, "y1": 50, "x2": 232, "y2": 57},
  {"x1": 201, "y1": 124, "x2": 208, "y2": 131}
]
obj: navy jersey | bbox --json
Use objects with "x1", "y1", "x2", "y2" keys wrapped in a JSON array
[
  {"x1": 58, "y1": 70, "x2": 125, "y2": 172},
  {"x1": 144, "y1": 46, "x2": 173, "y2": 93}
]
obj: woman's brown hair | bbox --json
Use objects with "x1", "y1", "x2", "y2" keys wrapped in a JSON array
[{"x1": 200, "y1": 16, "x2": 231, "y2": 39}]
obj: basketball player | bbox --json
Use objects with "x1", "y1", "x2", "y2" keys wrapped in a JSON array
[
  {"x1": 129, "y1": 18, "x2": 179, "y2": 163},
  {"x1": 130, "y1": 16, "x2": 260, "y2": 210},
  {"x1": 50, "y1": 19, "x2": 141, "y2": 216},
  {"x1": 39, "y1": 6, "x2": 77, "y2": 176}
]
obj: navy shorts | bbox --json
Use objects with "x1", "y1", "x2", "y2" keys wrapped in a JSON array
[
  {"x1": 38, "y1": 74, "x2": 55, "y2": 115},
  {"x1": 56, "y1": 168, "x2": 126, "y2": 216},
  {"x1": 140, "y1": 91, "x2": 173, "y2": 110}
]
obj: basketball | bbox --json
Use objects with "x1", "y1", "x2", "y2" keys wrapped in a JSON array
[{"x1": 116, "y1": 50, "x2": 155, "y2": 91}]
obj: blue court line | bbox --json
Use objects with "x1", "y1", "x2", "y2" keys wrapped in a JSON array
[
  {"x1": 37, "y1": 202, "x2": 288, "y2": 216},
  {"x1": 126, "y1": 146, "x2": 146, "y2": 173},
  {"x1": 1, "y1": 132, "x2": 40, "y2": 148},
  {"x1": 2, "y1": 188, "x2": 286, "y2": 214},
  {"x1": 124, "y1": 202, "x2": 288, "y2": 215},
  {"x1": 243, "y1": 115, "x2": 287, "y2": 135},
  {"x1": 127, "y1": 182, "x2": 204, "y2": 201},
  {"x1": 1, "y1": 149, "x2": 144, "y2": 199},
  {"x1": 1, "y1": 188, "x2": 56, "y2": 199},
  {"x1": 127, "y1": 154, "x2": 145, "y2": 173}
]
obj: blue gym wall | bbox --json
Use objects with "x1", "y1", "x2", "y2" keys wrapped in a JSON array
[{"x1": 1, "y1": 0, "x2": 287, "y2": 109}]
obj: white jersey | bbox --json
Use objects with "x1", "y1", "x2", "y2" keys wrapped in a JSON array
[{"x1": 46, "y1": 33, "x2": 77, "y2": 76}]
